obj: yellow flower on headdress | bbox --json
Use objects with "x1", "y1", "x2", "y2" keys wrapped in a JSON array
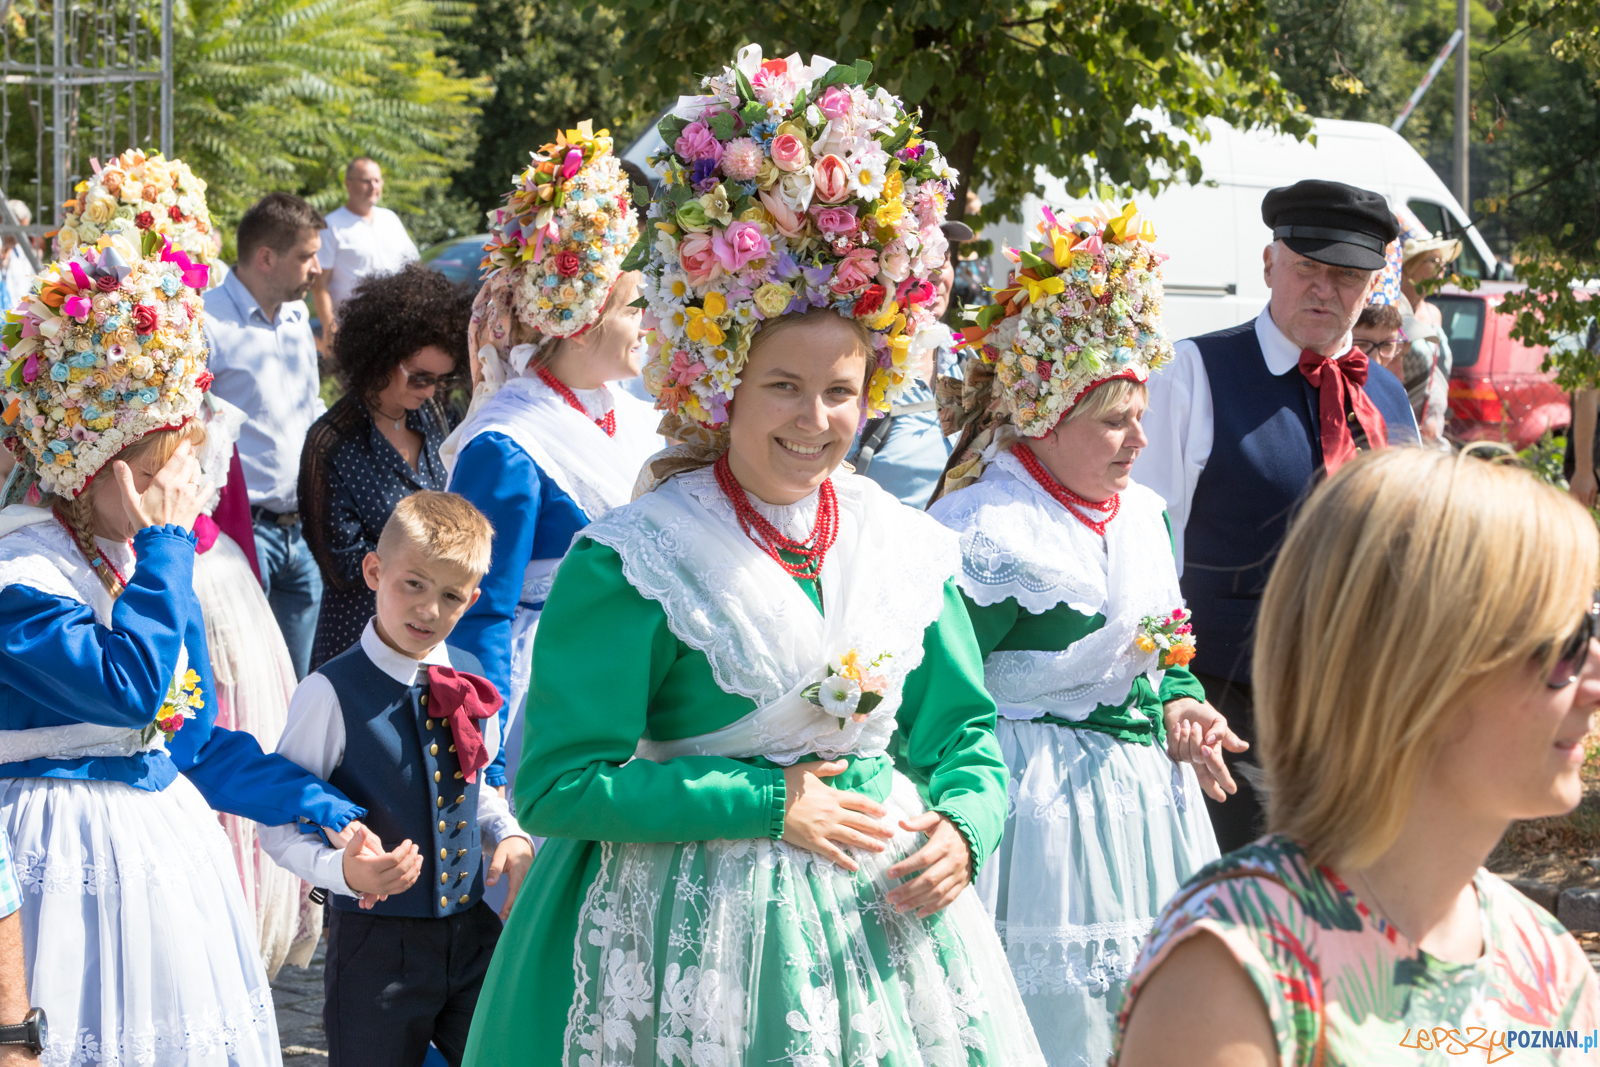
[
  {"x1": 685, "y1": 291, "x2": 728, "y2": 346},
  {"x1": 1018, "y1": 274, "x2": 1065, "y2": 304}
]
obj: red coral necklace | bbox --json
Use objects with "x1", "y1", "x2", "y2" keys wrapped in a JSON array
[
  {"x1": 713, "y1": 454, "x2": 839, "y2": 581},
  {"x1": 1012, "y1": 444, "x2": 1120, "y2": 536},
  {"x1": 53, "y1": 510, "x2": 129, "y2": 587},
  {"x1": 536, "y1": 366, "x2": 616, "y2": 437}
]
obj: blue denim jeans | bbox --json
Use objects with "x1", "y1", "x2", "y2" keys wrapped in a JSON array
[{"x1": 252, "y1": 517, "x2": 323, "y2": 680}]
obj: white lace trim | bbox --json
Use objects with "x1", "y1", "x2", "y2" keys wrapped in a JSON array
[
  {"x1": 41, "y1": 994, "x2": 275, "y2": 1067},
  {"x1": 995, "y1": 918, "x2": 1156, "y2": 947},
  {"x1": 584, "y1": 468, "x2": 957, "y2": 765},
  {"x1": 197, "y1": 394, "x2": 247, "y2": 517},
  {"x1": 931, "y1": 462, "x2": 1186, "y2": 721}
]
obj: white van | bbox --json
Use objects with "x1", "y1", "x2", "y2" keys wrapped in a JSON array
[{"x1": 980, "y1": 117, "x2": 1504, "y2": 342}]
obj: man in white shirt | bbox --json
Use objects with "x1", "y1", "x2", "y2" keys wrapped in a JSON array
[
  {"x1": 311, "y1": 157, "x2": 420, "y2": 354},
  {"x1": 204, "y1": 192, "x2": 329, "y2": 678},
  {"x1": 1133, "y1": 179, "x2": 1418, "y2": 851}
]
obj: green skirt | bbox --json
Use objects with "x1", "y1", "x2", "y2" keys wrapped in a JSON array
[{"x1": 463, "y1": 757, "x2": 1044, "y2": 1066}]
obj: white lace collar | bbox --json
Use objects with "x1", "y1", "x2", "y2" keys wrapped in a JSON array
[
  {"x1": 560, "y1": 380, "x2": 615, "y2": 423},
  {"x1": 677, "y1": 467, "x2": 822, "y2": 541},
  {"x1": 999, "y1": 450, "x2": 1114, "y2": 544}
]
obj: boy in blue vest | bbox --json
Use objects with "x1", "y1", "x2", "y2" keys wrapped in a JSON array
[{"x1": 260, "y1": 490, "x2": 534, "y2": 1066}]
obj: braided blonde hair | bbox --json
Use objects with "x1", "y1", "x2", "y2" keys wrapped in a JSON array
[{"x1": 49, "y1": 422, "x2": 208, "y2": 597}]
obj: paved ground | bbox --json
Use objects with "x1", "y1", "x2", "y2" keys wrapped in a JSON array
[{"x1": 272, "y1": 943, "x2": 329, "y2": 1060}]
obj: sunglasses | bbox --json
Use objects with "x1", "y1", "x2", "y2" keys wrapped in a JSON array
[
  {"x1": 1544, "y1": 592, "x2": 1600, "y2": 689},
  {"x1": 399, "y1": 364, "x2": 456, "y2": 391}
]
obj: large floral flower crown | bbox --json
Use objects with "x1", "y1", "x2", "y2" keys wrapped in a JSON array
[
  {"x1": 961, "y1": 202, "x2": 1174, "y2": 438},
  {"x1": 632, "y1": 43, "x2": 957, "y2": 433},
  {"x1": 1, "y1": 230, "x2": 213, "y2": 499},
  {"x1": 54, "y1": 149, "x2": 221, "y2": 287},
  {"x1": 478, "y1": 120, "x2": 639, "y2": 341}
]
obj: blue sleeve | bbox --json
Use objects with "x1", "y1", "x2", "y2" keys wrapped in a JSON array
[
  {"x1": 448, "y1": 431, "x2": 542, "y2": 787},
  {"x1": 0, "y1": 525, "x2": 199, "y2": 729}
]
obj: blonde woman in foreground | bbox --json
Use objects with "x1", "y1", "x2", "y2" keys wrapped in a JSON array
[{"x1": 1116, "y1": 447, "x2": 1600, "y2": 1065}]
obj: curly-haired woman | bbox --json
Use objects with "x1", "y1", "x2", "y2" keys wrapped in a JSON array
[{"x1": 299, "y1": 261, "x2": 473, "y2": 669}]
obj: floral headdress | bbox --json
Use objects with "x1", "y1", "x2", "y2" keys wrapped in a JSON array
[
  {"x1": 54, "y1": 149, "x2": 221, "y2": 287},
  {"x1": 1, "y1": 230, "x2": 213, "y2": 499},
  {"x1": 633, "y1": 43, "x2": 957, "y2": 439}
]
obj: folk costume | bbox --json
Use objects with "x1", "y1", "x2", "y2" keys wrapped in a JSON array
[
  {"x1": 0, "y1": 233, "x2": 364, "y2": 1064},
  {"x1": 930, "y1": 205, "x2": 1220, "y2": 1067},
  {"x1": 463, "y1": 47, "x2": 1044, "y2": 1067},
  {"x1": 442, "y1": 123, "x2": 658, "y2": 792},
  {"x1": 258, "y1": 622, "x2": 530, "y2": 1066},
  {"x1": 195, "y1": 392, "x2": 324, "y2": 978},
  {"x1": 1135, "y1": 180, "x2": 1418, "y2": 852}
]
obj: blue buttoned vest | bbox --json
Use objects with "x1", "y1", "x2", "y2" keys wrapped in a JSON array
[
  {"x1": 1182, "y1": 322, "x2": 1417, "y2": 684},
  {"x1": 318, "y1": 644, "x2": 491, "y2": 918}
]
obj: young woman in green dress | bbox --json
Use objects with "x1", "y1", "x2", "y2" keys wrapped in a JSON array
[{"x1": 461, "y1": 46, "x2": 1045, "y2": 1067}]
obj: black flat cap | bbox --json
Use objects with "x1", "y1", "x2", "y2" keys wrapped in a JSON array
[
  {"x1": 1261, "y1": 180, "x2": 1399, "y2": 271},
  {"x1": 941, "y1": 219, "x2": 976, "y2": 244}
]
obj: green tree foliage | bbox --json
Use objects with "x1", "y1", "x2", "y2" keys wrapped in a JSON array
[
  {"x1": 442, "y1": 1, "x2": 653, "y2": 222},
  {"x1": 172, "y1": 0, "x2": 487, "y2": 250},
  {"x1": 601, "y1": 0, "x2": 1312, "y2": 226}
]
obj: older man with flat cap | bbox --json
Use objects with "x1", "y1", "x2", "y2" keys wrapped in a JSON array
[{"x1": 1137, "y1": 179, "x2": 1419, "y2": 851}]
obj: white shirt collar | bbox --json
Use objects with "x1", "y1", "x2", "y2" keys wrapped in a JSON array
[
  {"x1": 1254, "y1": 305, "x2": 1353, "y2": 377},
  {"x1": 359, "y1": 617, "x2": 453, "y2": 685}
]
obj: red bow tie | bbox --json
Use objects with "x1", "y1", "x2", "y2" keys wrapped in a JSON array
[
  {"x1": 1297, "y1": 347, "x2": 1390, "y2": 474},
  {"x1": 426, "y1": 665, "x2": 504, "y2": 784}
]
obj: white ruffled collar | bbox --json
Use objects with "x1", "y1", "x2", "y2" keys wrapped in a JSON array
[{"x1": 678, "y1": 465, "x2": 823, "y2": 541}]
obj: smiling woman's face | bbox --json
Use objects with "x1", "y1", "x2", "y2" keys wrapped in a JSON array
[{"x1": 724, "y1": 313, "x2": 868, "y2": 506}]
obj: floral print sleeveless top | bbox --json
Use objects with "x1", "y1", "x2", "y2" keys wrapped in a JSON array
[{"x1": 1114, "y1": 836, "x2": 1600, "y2": 1065}]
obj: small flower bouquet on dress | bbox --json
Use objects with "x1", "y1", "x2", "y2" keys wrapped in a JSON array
[
  {"x1": 1133, "y1": 609, "x2": 1197, "y2": 670},
  {"x1": 141, "y1": 668, "x2": 203, "y2": 744},
  {"x1": 804, "y1": 649, "x2": 893, "y2": 727}
]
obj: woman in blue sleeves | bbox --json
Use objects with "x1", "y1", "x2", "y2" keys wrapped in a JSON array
[
  {"x1": 442, "y1": 123, "x2": 659, "y2": 795},
  {"x1": 0, "y1": 237, "x2": 366, "y2": 1064}
]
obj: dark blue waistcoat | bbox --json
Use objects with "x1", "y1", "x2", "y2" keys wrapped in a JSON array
[
  {"x1": 1183, "y1": 322, "x2": 1416, "y2": 684},
  {"x1": 318, "y1": 643, "x2": 490, "y2": 918}
]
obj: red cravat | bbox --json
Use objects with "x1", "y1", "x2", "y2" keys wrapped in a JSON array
[
  {"x1": 1297, "y1": 347, "x2": 1389, "y2": 474},
  {"x1": 426, "y1": 666, "x2": 504, "y2": 784}
]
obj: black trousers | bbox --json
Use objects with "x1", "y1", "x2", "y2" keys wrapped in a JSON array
[
  {"x1": 1193, "y1": 671, "x2": 1268, "y2": 854},
  {"x1": 324, "y1": 901, "x2": 503, "y2": 1067}
]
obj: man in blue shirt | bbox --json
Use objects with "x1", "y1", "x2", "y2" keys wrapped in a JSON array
[
  {"x1": 204, "y1": 193, "x2": 328, "y2": 677},
  {"x1": 850, "y1": 220, "x2": 973, "y2": 508},
  {"x1": 0, "y1": 831, "x2": 38, "y2": 1063}
]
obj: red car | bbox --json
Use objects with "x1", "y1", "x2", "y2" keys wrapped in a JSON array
[{"x1": 1435, "y1": 282, "x2": 1572, "y2": 450}]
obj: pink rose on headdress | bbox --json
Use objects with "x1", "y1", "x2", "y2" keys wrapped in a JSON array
[
  {"x1": 674, "y1": 120, "x2": 725, "y2": 165},
  {"x1": 809, "y1": 206, "x2": 858, "y2": 239},
  {"x1": 818, "y1": 86, "x2": 853, "y2": 121},
  {"x1": 721, "y1": 138, "x2": 763, "y2": 182},
  {"x1": 712, "y1": 222, "x2": 770, "y2": 273},
  {"x1": 758, "y1": 188, "x2": 806, "y2": 239},
  {"x1": 555, "y1": 250, "x2": 583, "y2": 278},
  {"x1": 829, "y1": 247, "x2": 878, "y2": 295},
  {"x1": 813, "y1": 155, "x2": 851, "y2": 204},
  {"x1": 677, "y1": 232, "x2": 722, "y2": 287},
  {"x1": 770, "y1": 133, "x2": 808, "y2": 173},
  {"x1": 131, "y1": 303, "x2": 160, "y2": 334},
  {"x1": 878, "y1": 238, "x2": 911, "y2": 283}
]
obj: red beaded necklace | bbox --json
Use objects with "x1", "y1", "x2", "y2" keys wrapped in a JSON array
[
  {"x1": 713, "y1": 454, "x2": 839, "y2": 581},
  {"x1": 536, "y1": 366, "x2": 616, "y2": 437},
  {"x1": 53, "y1": 510, "x2": 129, "y2": 588},
  {"x1": 1011, "y1": 444, "x2": 1120, "y2": 536}
]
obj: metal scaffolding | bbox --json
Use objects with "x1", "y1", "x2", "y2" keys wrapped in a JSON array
[{"x1": 0, "y1": 0, "x2": 171, "y2": 271}]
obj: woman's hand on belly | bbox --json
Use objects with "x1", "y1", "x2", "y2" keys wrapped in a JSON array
[
  {"x1": 781, "y1": 759, "x2": 895, "y2": 871},
  {"x1": 885, "y1": 812, "x2": 972, "y2": 918}
]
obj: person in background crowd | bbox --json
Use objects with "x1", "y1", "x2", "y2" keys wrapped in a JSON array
[
  {"x1": 1116, "y1": 448, "x2": 1600, "y2": 1065},
  {"x1": 0, "y1": 201, "x2": 34, "y2": 314},
  {"x1": 1397, "y1": 230, "x2": 1458, "y2": 445},
  {"x1": 1136, "y1": 179, "x2": 1418, "y2": 854},
  {"x1": 849, "y1": 219, "x2": 970, "y2": 507},
  {"x1": 1351, "y1": 302, "x2": 1406, "y2": 375},
  {"x1": 312, "y1": 158, "x2": 420, "y2": 355},
  {"x1": 262, "y1": 491, "x2": 533, "y2": 1067},
  {"x1": 204, "y1": 192, "x2": 328, "y2": 679},
  {"x1": 1562, "y1": 323, "x2": 1600, "y2": 507},
  {"x1": 0, "y1": 831, "x2": 41, "y2": 1063},
  {"x1": 300, "y1": 263, "x2": 472, "y2": 671},
  {"x1": 441, "y1": 124, "x2": 659, "y2": 801}
]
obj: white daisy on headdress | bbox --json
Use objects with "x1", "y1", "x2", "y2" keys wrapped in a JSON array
[{"x1": 847, "y1": 148, "x2": 888, "y2": 200}]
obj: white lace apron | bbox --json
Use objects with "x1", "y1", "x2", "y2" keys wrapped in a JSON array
[
  {"x1": 442, "y1": 374, "x2": 661, "y2": 752},
  {"x1": 928, "y1": 452, "x2": 1183, "y2": 722},
  {"x1": 0, "y1": 506, "x2": 179, "y2": 764},
  {"x1": 562, "y1": 469, "x2": 1047, "y2": 1067}
]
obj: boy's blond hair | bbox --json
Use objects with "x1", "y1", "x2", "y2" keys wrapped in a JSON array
[
  {"x1": 1256, "y1": 447, "x2": 1598, "y2": 869},
  {"x1": 376, "y1": 491, "x2": 494, "y2": 576}
]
